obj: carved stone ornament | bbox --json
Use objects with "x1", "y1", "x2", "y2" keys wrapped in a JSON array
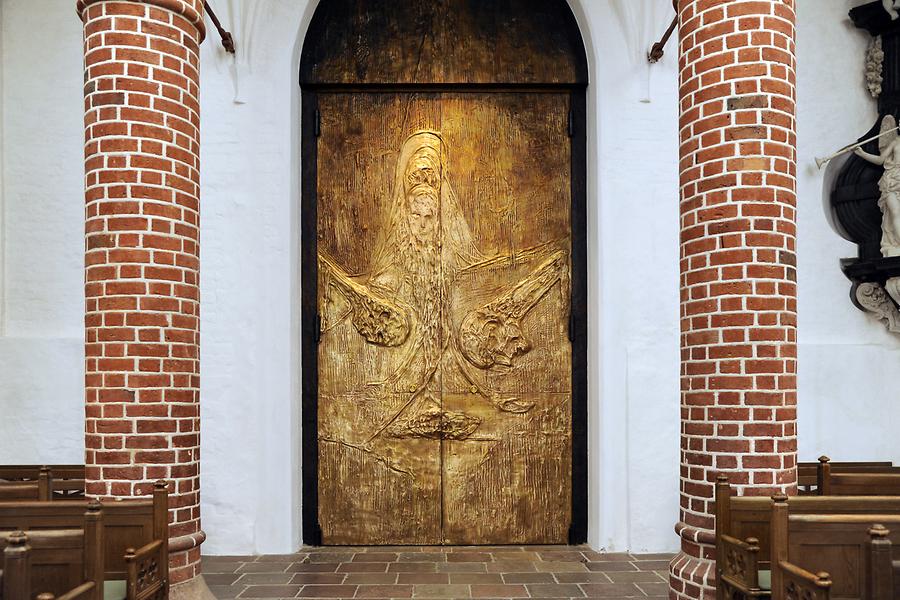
[
  {"x1": 854, "y1": 281, "x2": 900, "y2": 333},
  {"x1": 827, "y1": 1, "x2": 900, "y2": 336},
  {"x1": 867, "y1": 35, "x2": 884, "y2": 98}
]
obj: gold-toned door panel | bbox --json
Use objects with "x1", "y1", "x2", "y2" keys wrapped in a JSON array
[{"x1": 316, "y1": 92, "x2": 571, "y2": 545}]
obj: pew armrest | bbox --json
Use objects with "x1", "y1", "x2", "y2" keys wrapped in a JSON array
[
  {"x1": 124, "y1": 540, "x2": 167, "y2": 600},
  {"x1": 719, "y1": 534, "x2": 763, "y2": 593},
  {"x1": 777, "y1": 561, "x2": 831, "y2": 600},
  {"x1": 55, "y1": 581, "x2": 97, "y2": 600}
]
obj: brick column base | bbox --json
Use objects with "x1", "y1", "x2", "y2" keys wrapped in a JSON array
[{"x1": 669, "y1": 527, "x2": 715, "y2": 600}]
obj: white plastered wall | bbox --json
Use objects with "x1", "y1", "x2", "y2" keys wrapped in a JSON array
[
  {"x1": 0, "y1": 0, "x2": 85, "y2": 464},
  {"x1": 0, "y1": 0, "x2": 896, "y2": 556},
  {"x1": 795, "y1": 0, "x2": 900, "y2": 463}
]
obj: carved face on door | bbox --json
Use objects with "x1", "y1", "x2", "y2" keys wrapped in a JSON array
[{"x1": 316, "y1": 94, "x2": 573, "y2": 545}]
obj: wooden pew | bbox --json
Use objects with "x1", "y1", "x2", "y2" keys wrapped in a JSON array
[
  {"x1": 0, "y1": 468, "x2": 50, "y2": 501},
  {"x1": 715, "y1": 475, "x2": 900, "y2": 600},
  {"x1": 770, "y1": 496, "x2": 900, "y2": 600},
  {"x1": 817, "y1": 459, "x2": 900, "y2": 496},
  {"x1": 771, "y1": 561, "x2": 832, "y2": 600},
  {"x1": 866, "y1": 524, "x2": 900, "y2": 600},
  {"x1": 1, "y1": 503, "x2": 103, "y2": 600},
  {"x1": 0, "y1": 466, "x2": 85, "y2": 499},
  {"x1": 0, "y1": 481, "x2": 169, "y2": 600},
  {"x1": 798, "y1": 458, "x2": 894, "y2": 495}
]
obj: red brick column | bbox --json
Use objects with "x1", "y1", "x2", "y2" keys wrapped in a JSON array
[
  {"x1": 670, "y1": 2, "x2": 797, "y2": 599},
  {"x1": 78, "y1": 0, "x2": 206, "y2": 587}
]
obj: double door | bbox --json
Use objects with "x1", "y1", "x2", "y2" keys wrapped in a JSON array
[{"x1": 315, "y1": 91, "x2": 573, "y2": 544}]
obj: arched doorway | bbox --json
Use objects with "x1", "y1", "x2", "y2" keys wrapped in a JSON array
[{"x1": 299, "y1": 0, "x2": 588, "y2": 546}]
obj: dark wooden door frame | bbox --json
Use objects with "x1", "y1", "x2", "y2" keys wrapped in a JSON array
[{"x1": 300, "y1": 83, "x2": 588, "y2": 546}]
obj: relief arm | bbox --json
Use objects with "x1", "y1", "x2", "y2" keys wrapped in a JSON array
[
  {"x1": 318, "y1": 253, "x2": 411, "y2": 347},
  {"x1": 855, "y1": 146, "x2": 887, "y2": 166}
]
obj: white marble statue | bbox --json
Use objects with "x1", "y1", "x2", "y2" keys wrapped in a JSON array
[
  {"x1": 855, "y1": 115, "x2": 900, "y2": 257},
  {"x1": 885, "y1": 0, "x2": 900, "y2": 20}
]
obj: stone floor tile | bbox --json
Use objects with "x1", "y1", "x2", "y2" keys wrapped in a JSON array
[
  {"x1": 469, "y1": 584, "x2": 529, "y2": 597},
  {"x1": 237, "y1": 585, "x2": 303, "y2": 598},
  {"x1": 411, "y1": 584, "x2": 472, "y2": 598},
  {"x1": 580, "y1": 552, "x2": 632, "y2": 562},
  {"x1": 308, "y1": 553, "x2": 355, "y2": 563},
  {"x1": 259, "y1": 554, "x2": 308, "y2": 562},
  {"x1": 447, "y1": 573, "x2": 503, "y2": 584},
  {"x1": 435, "y1": 562, "x2": 487, "y2": 573},
  {"x1": 203, "y1": 561, "x2": 245, "y2": 574},
  {"x1": 501, "y1": 572, "x2": 556, "y2": 584},
  {"x1": 584, "y1": 562, "x2": 639, "y2": 572},
  {"x1": 287, "y1": 563, "x2": 341, "y2": 573},
  {"x1": 526, "y1": 583, "x2": 586, "y2": 597},
  {"x1": 553, "y1": 573, "x2": 612, "y2": 584},
  {"x1": 398, "y1": 552, "x2": 447, "y2": 562},
  {"x1": 485, "y1": 560, "x2": 536, "y2": 573},
  {"x1": 337, "y1": 562, "x2": 389, "y2": 573},
  {"x1": 445, "y1": 552, "x2": 493, "y2": 562},
  {"x1": 636, "y1": 582, "x2": 670, "y2": 596},
  {"x1": 579, "y1": 582, "x2": 645, "y2": 597},
  {"x1": 534, "y1": 561, "x2": 589, "y2": 573},
  {"x1": 238, "y1": 563, "x2": 293, "y2": 574},
  {"x1": 631, "y1": 553, "x2": 675, "y2": 561},
  {"x1": 236, "y1": 574, "x2": 296, "y2": 585},
  {"x1": 206, "y1": 550, "x2": 675, "y2": 600},
  {"x1": 490, "y1": 551, "x2": 540, "y2": 562},
  {"x1": 290, "y1": 573, "x2": 347, "y2": 585},
  {"x1": 635, "y1": 560, "x2": 670, "y2": 571},
  {"x1": 209, "y1": 585, "x2": 245, "y2": 599},
  {"x1": 352, "y1": 553, "x2": 399, "y2": 562},
  {"x1": 355, "y1": 584, "x2": 414, "y2": 598},
  {"x1": 605, "y1": 571, "x2": 666, "y2": 583},
  {"x1": 296, "y1": 584, "x2": 358, "y2": 598},
  {"x1": 537, "y1": 552, "x2": 587, "y2": 562},
  {"x1": 205, "y1": 574, "x2": 243, "y2": 586},
  {"x1": 396, "y1": 573, "x2": 450, "y2": 584},
  {"x1": 342, "y1": 573, "x2": 398, "y2": 584},
  {"x1": 389, "y1": 562, "x2": 438, "y2": 573}
]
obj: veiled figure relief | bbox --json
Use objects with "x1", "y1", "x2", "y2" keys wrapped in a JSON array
[
  {"x1": 316, "y1": 91, "x2": 573, "y2": 545},
  {"x1": 318, "y1": 130, "x2": 569, "y2": 444}
]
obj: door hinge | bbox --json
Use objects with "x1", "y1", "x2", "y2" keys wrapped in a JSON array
[
  {"x1": 314, "y1": 108, "x2": 322, "y2": 137},
  {"x1": 567, "y1": 108, "x2": 575, "y2": 138},
  {"x1": 315, "y1": 313, "x2": 322, "y2": 343}
]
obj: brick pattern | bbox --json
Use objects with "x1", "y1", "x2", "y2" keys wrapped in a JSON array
[
  {"x1": 670, "y1": 1, "x2": 798, "y2": 599},
  {"x1": 78, "y1": 0, "x2": 205, "y2": 585},
  {"x1": 203, "y1": 547, "x2": 673, "y2": 599}
]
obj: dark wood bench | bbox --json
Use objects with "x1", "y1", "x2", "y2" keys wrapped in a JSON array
[
  {"x1": 0, "y1": 481, "x2": 169, "y2": 600},
  {"x1": 817, "y1": 460, "x2": 900, "y2": 496},
  {"x1": 0, "y1": 468, "x2": 50, "y2": 502},
  {"x1": 798, "y1": 458, "x2": 895, "y2": 495},
  {"x1": 715, "y1": 475, "x2": 900, "y2": 600},
  {"x1": 770, "y1": 496, "x2": 900, "y2": 600},
  {"x1": 0, "y1": 466, "x2": 85, "y2": 499},
  {"x1": 867, "y1": 524, "x2": 900, "y2": 600},
  {"x1": 1, "y1": 503, "x2": 103, "y2": 600}
]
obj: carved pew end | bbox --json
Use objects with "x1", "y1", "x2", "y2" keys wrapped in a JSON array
[{"x1": 814, "y1": 572, "x2": 833, "y2": 588}]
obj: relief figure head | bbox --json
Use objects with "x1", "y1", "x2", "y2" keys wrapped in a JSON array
[
  {"x1": 459, "y1": 308, "x2": 531, "y2": 370},
  {"x1": 407, "y1": 191, "x2": 440, "y2": 245}
]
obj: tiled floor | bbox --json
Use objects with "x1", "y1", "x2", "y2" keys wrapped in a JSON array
[{"x1": 202, "y1": 546, "x2": 672, "y2": 599}]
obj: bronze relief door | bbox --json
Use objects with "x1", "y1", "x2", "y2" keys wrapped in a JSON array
[{"x1": 315, "y1": 92, "x2": 573, "y2": 545}]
